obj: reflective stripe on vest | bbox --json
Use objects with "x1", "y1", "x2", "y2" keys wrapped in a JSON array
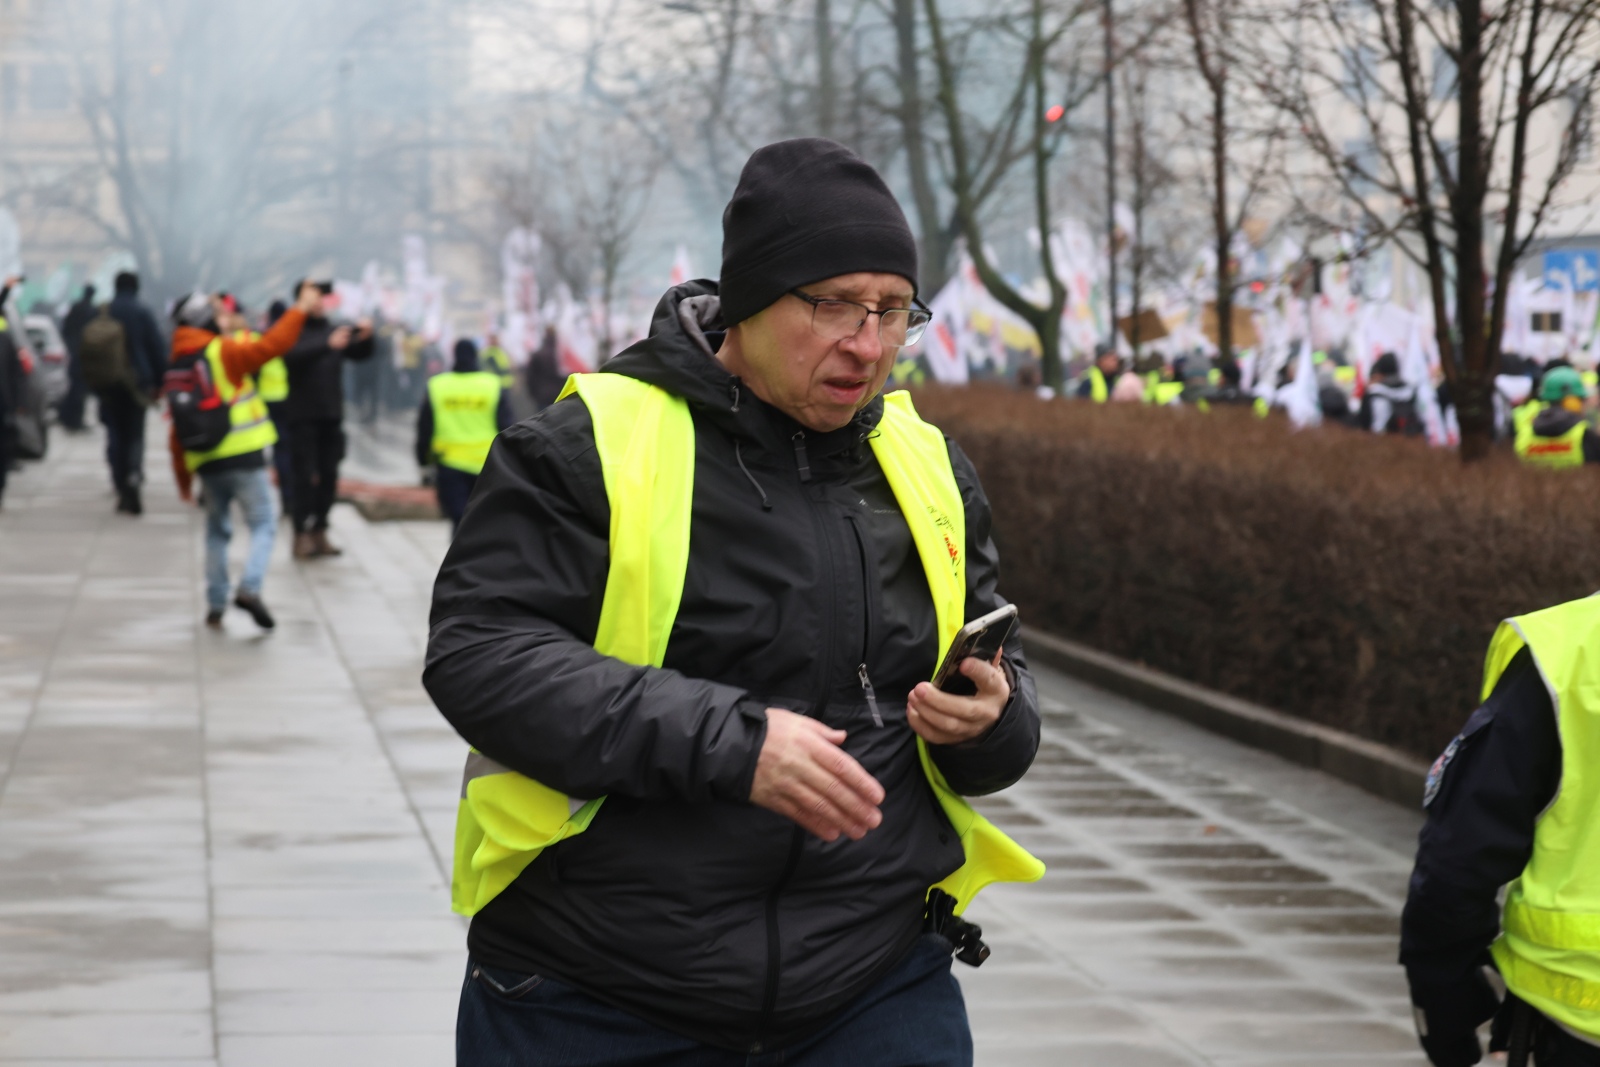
[
  {"x1": 183, "y1": 338, "x2": 278, "y2": 472},
  {"x1": 1484, "y1": 596, "x2": 1600, "y2": 1034},
  {"x1": 429, "y1": 372, "x2": 502, "y2": 474},
  {"x1": 449, "y1": 374, "x2": 1045, "y2": 917},
  {"x1": 1516, "y1": 421, "x2": 1587, "y2": 470}
]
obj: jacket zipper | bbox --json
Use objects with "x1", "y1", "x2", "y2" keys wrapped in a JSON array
[
  {"x1": 755, "y1": 428, "x2": 830, "y2": 1047},
  {"x1": 754, "y1": 826, "x2": 804, "y2": 1052},
  {"x1": 846, "y1": 513, "x2": 883, "y2": 727}
]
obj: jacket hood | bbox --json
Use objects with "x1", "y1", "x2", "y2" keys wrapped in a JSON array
[
  {"x1": 1532, "y1": 405, "x2": 1585, "y2": 437},
  {"x1": 602, "y1": 280, "x2": 885, "y2": 442},
  {"x1": 172, "y1": 325, "x2": 217, "y2": 358}
]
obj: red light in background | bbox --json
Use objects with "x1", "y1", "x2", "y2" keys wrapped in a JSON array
[{"x1": 1045, "y1": 105, "x2": 1065, "y2": 123}]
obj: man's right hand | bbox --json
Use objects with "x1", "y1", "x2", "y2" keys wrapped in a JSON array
[
  {"x1": 294, "y1": 283, "x2": 323, "y2": 316},
  {"x1": 749, "y1": 708, "x2": 884, "y2": 842}
]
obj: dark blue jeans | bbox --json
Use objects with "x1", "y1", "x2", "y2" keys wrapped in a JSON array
[{"x1": 457, "y1": 934, "x2": 973, "y2": 1067}]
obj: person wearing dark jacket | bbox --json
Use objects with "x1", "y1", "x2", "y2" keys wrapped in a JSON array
[
  {"x1": 1401, "y1": 597, "x2": 1600, "y2": 1066},
  {"x1": 280, "y1": 281, "x2": 374, "y2": 559},
  {"x1": 522, "y1": 324, "x2": 565, "y2": 409},
  {"x1": 101, "y1": 271, "x2": 167, "y2": 515},
  {"x1": 58, "y1": 284, "x2": 96, "y2": 431},
  {"x1": 425, "y1": 139, "x2": 1041, "y2": 1065},
  {"x1": 415, "y1": 339, "x2": 514, "y2": 532},
  {"x1": 1359, "y1": 351, "x2": 1421, "y2": 435}
]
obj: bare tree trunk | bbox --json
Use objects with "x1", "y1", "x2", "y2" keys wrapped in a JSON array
[
  {"x1": 923, "y1": 0, "x2": 1067, "y2": 388},
  {"x1": 815, "y1": 0, "x2": 836, "y2": 138},
  {"x1": 893, "y1": 0, "x2": 954, "y2": 293},
  {"x1": 1454, "y1": 0, "x2": 1493, "y2": 461},
  {"x1": 1186, "y1": 0, "x2": 1234, "y2": 369}
]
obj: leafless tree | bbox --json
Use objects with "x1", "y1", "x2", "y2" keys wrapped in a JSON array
[
  {"x1": 1254, "y1": 0, "x2": 1600, "y2": 460},
  {"x1": 496, "y1": 107, "x2": 661, "y2": 358},
  {"x1": 1183, "y1": 0, "x2": 1279, "y2": 373}
]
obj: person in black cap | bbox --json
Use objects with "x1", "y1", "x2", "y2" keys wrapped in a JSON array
[{"x1": 427, "y1": 138, "x2": 1041, "y2": 1065}]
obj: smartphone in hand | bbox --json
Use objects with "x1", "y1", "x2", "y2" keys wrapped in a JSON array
[{"x1": 931, "y1": 605, "x2": 1019, "y2": 696}]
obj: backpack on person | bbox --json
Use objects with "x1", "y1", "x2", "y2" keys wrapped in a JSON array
[
  {"x1": 163, "y1": 350, "x2": 232, "y2": 453},
  {"x1": 79, "y1": 305, "x2": 135, "y2": 391}
]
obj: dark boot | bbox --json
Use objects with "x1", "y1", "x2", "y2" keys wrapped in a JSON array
[
  {"x1": 312, "y1": 530, "x2": 342, "y2": 557},
  {"x1": 204, "y1": 610, "x2": 224, "y2": 631},
  {"x1": 293, "y1": 531, "x2": 318, "y2": 560},
  {"x1": 233, "y1": 592, "x2": 275, "y2": 630}
]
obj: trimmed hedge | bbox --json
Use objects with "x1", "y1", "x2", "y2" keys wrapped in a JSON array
[{"x1": 915, "y1": 385, "x2": 1600, "y2": 759}]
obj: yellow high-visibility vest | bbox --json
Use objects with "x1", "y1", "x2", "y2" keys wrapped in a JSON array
[
  {"x1": 450, "y1": 373, "x2": 1045, "y2": 917},
  {"x1": 1484, "y1": 597, "x2": 1600, "y2": 1037},
  {"x1": 183, "y1": 338, "x2": 277, "y2": 472},
  {"x1": 481, "y1": 346, "x2": 514, "y2": 389},
  {"x1": 1516, "y1": 422, "x2": 1587, "y2": 470},
  {"x1": 428, "y1": 371, "x2": 502, "y2": 475}
]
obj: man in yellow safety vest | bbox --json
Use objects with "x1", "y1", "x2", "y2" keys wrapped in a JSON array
[
  {"x1": 425, "y1": 138, "x2": 1042, "y2": 1065},
  {"x1": 415, "y1": 339, "x2": 512, "y2": 532},
  {"x1": 1402, "y1": 595, "x2": 1600, "y2": 1065},
  {"x1": 479, "y1": 332, "x2": 515, "y2": 391},
  {"x1": 164, "y1": 286, "x2": 317, "y2": 630},
  {"x1": 1515, "y1": 367, "x2": 1599, "y2": 470}
]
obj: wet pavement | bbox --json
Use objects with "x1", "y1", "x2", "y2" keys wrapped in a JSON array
[{"x1": 0, "y1": 418, "x2": 1428, "y2": 1065}]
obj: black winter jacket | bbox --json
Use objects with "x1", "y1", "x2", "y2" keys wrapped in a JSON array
[
  {"x1": 424, "y1": 282, "x2": 1039, "y2": 1052},
  {"x1": 281, "y1": 317, "x2": 375, "y2": 421},
  {"x1": 107, "y1": 293, "x2": 167, "y2": 393}
]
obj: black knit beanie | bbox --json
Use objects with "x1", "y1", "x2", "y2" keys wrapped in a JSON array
[{"x1": 719, "y1": 138, "x2": 918, "y2": 327}]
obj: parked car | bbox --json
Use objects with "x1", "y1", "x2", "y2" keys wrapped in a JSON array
[
  {"x1": 23, "y1": 314, "x2": 69, "y2": 410},
  {"x1": 2, "y1": 294, "x2": 47, "y2": 461}
]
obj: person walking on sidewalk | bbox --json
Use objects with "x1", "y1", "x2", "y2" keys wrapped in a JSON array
[
  {"x1": 281, "y1": 280, "x2": 374, "y2": 560},
  {"x1": 414, "y1": 339, "x2": 513, "y2": 534},
  {"x1": 1401, "y1": 594, "x2": 1600, "y2": 1066},
  {"x1": 82, "y1": 271, "x2": 166, "y2": 515},
  {"x1": 165, "y1": 288, "x2": 315, "y2": 631},
  {"x1": 259, "y1": 299, "x2": 296, "y2": 520},
  {"x1": 426, "y1": 138, "x2": 1043, "y2": 1066},
  {"x1": 57, "y1": 283, "x2": 96, "y2": 433}
]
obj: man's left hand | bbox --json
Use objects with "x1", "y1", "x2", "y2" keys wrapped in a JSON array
[{"x1": 907, "y1": 655, "x2": 1009, "y2": 745}]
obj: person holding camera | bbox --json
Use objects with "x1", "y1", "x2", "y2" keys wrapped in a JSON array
[
  {"x1": 425, "y1": 139, "x2": 1042, "y2": 1065},
  {"x1": 280, "y1": 280, "x2": 374, "y2": 559}
]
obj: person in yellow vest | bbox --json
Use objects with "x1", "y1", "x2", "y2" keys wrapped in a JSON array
[
  {"x1": 426, "y1": 138, "x2": 1042, "y2": 1064},
  {"x1": 479, "y1": 332, "x2": 515, "y2": 391},
  {"x1": 165, "y1": 288, "x2": 316, "y2": 631},
  {"x1": 415, "y1": 339, "x2": 512, "y2": 533},
  {"x1": 1076, "y1": 343, "x2": 1123, "y2": 401},
  {"x1": 1402, "y1": 594, "x2": 1600, "y2": 1066},
  {"x1": 1515, "y1": 367, "x2": 1599, "y2": 470}
]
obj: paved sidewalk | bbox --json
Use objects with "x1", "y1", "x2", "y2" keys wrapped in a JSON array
[{"x1": 0, "y1": 420, "x2": 1428, "y2": 1065}]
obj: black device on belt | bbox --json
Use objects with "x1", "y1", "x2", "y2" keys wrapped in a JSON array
[{"x1": 924, "y1": 888, "x2": 990, "y2": 967}]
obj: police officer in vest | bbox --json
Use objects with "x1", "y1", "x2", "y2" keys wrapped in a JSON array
[
  {"x1": 166, "y1": 288, "x2": 316, "y2": 631},
  {"x1": 426, "y1": 138, "x2": 1042, "y2": 1065},
  {"x1": 1402, "y1": 594, "x2": 1600, "y2": 1065},
  {"x1": 1515, "y1": 367, "x2": 1599, "y2": 470},
  {"x1": 415, "y1": 339, "x2": 513, "y2": 533}
]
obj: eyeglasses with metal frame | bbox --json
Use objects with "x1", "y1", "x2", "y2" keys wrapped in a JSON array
[{"x1": 788, "y1": 289, "x2": 932, "y2": 348}]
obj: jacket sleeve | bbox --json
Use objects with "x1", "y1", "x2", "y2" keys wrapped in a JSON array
[
  {"x1": 1399, "y1": 648, "x2": 1559, "y2": 991},
  {"x1": 135, "y1": 306, "x2": 167, "y2": 387},
  {"x1": 423, "y1": 397, "x2": 768, "y2": 804},
  {"x1": 219, "y1": 309, "x2": 307, "y2": 385},
  {"x1": 926, "y1": 438, "x2": 1041, "y2": 796},
  {"x1": 342, "y1": 331, "x2": 376, "y2": 363}
]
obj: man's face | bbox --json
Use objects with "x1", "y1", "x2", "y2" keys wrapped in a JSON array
[
  {"x1": 724, "y1": 271, "x2": 914, "y2": 433},
  {"x1": 1097, "y1": 352, "x2": 1121, "y2": 375}
]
